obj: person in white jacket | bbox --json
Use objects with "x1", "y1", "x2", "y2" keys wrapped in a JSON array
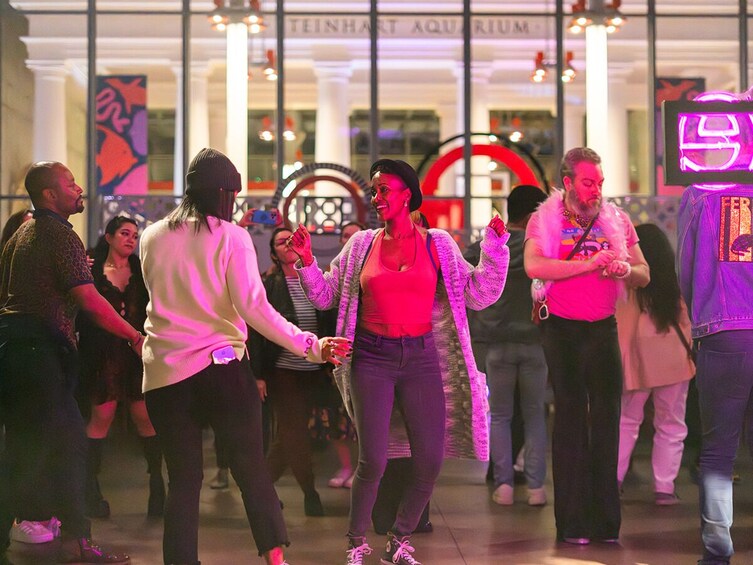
[{"x1": 139, "y1": 148, "x2": 350, "y2": 565}]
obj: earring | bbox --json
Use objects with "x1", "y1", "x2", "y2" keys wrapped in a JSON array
[{"x1": 404, "y1": 200, "x2": 409, "y2": 207}]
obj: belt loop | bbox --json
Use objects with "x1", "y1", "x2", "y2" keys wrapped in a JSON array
[
  {"x1": 375, "y1": 335, "x2": 382, "y2": 348},
  {"x1": 420, "y1": 335, "x2": 425, "y2": 349}
]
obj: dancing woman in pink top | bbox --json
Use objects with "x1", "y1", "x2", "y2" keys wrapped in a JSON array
[{"x1": 288, "y1": 159, "x2": 509, "y2": 565}]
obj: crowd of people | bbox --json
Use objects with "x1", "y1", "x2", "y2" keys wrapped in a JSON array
[{"x1": 0, "y1": 144, "x2": 746, "y2": 565}]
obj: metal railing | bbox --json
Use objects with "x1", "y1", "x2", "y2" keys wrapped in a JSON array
[{"x1": 0, "y1": 194, "x2": 683, "y2": 247}]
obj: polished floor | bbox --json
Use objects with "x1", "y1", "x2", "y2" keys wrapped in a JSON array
[{"x1": 7, "y1": 428, "x2": 753, "y2": 565}]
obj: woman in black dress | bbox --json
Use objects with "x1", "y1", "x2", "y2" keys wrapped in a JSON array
[{"x1": 78, "y1": 216, "x2": 164, "y2": 518}]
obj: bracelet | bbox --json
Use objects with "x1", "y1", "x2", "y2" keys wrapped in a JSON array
[
  {"x1": 615, "y1": 262, "x2": 632, "y2": 279},
  {"x1": 129, "y1": 332, "x2": 144, "y2": 347}
]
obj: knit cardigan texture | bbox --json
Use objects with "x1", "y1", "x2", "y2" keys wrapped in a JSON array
[{"x1": 296, "y1": 227, "x2": 510, "y2": 460}]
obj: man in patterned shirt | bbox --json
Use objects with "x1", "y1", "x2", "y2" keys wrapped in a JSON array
[{"x1": 0, "y1": 161, "x2": 142, "y2": 563}]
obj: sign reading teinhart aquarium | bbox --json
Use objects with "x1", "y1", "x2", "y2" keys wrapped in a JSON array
[{"x1": 286, "y1": 16, "x2": 538, "y2": 38}]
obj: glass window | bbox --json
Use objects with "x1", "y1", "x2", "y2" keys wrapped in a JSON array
[
  {"x1": 656, "y1": 15, "x2": 739, "y2": 195},
  {"x1": 656, "y1": 0, "x2": 738, "y2": 16}
]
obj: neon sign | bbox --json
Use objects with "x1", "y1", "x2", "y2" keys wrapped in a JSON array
[{"x1": 663, "y1": 94, "x2": 753, "y2": 186}]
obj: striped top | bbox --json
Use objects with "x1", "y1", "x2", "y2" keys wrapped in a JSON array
[{"x1": 275, "y1": 276, "x2": 320, "y2": 371}]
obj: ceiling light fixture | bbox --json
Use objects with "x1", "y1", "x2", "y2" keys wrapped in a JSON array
[
  {"x1": 530, "y1": 51, "x2": 577, "y2": 83},
  {"x1": 209, "y1": 0, "x2": 266, "y2": 34},
  {"x1": 568, "y1": 0, "x2": 626, "y2": 34}
]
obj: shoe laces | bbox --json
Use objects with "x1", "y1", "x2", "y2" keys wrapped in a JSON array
[
  {"x1": 346, "y1": 542, "x2": 372, "y2": 565},
  {"x1": 390, "y1": 537, "x2": 420, "y2": 565}
]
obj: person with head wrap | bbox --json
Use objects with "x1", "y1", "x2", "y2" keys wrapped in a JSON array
[
  {"x1": 287, "y1": 158, "x2": 509, "y2": 565},
  {"x1": 138, "y1": 148, "x2": 351, "y2": 565}
]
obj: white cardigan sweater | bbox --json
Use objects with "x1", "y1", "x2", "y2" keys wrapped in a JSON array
[
  {"x1": 140, "y1": 217, "x2": 321, "y2": 393},
  {"x1": 296, "y1": 227, "x2": 510, "y2": 460}
]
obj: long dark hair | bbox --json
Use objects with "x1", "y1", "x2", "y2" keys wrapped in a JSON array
[
  {"x1": 634, "y1": 223, "x2": 681, "y2": 333},
  {"x1": 1, "y1": 209, "x2": 32, "y2": 249},
  {"x1": 92, "y1": 216, "x2": 139, "y2": 264},
  {"x1": 268, "y1": 226, "x2": 293, "y2": 269},
  {"x1": 167, "y1": 196, "x2": 217, "y2": 234}
]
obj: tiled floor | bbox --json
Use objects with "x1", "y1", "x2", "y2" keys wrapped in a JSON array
[{"x1": 7, "y1": 429, "x2": 753, "y2": 564}]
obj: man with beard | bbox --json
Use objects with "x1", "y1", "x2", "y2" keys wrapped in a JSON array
[
  {"x1": 523, "y1": 147, "x2": 649, "y2": 544},
  {"x1": 0, "y1": 162, "x2": 136, "y2": 563}
]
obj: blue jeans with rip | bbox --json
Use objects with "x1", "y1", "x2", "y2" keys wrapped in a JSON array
[
  {"x1": 347, "y1": 330, "x2": 445, "y2": 539},
  {"x1": 485, "y1": 341, "x2": 548, "y2": 489},
  {"x1": 696, "y1": 330, "x2": 753, "y2": 565}
]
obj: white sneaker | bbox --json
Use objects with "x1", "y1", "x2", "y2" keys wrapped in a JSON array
[
  {"x1": 343, "y1": 472, "x2": 355, "y2": 489},
  {"x1": 209, "y1": 468, "x2": 229, "y2": 489},
  {"x1": 527, "y1": 487, "x2": 547, "y2": 506},
  {"x1": 492, "y1": 483, "x2": 514, "y2": 505},
  {"x1": 328, "y1": 467, "x2": 353, "y2": 488},
  {"x1": 9, "y1": 520, "x2": 54, "y2": 544}
]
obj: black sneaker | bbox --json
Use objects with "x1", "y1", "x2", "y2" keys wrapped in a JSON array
[
  {"x1": 380, "y1": 533, "x2": 422, "y2": 565},
  {"x1": 345, "y1": 537, "x2": 372, "y2": 565}
]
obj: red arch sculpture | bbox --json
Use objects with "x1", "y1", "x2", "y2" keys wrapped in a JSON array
[{"x1": 422, "y1": 144, "x2": 539, "y2": 194}]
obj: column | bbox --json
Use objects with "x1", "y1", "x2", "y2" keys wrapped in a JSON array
[
  {"x1": 585, "y1": 24, "x2": 609, "y2": 168},
  {"x1": 29, "y1": 63, "x2": 69, "y2": 163},
  {"x1": 314, "y1": 61, "x2": 352, "y2": 167},
  {"x1": 171, "y1": 66, "x2": 184, "y2": 196},
  {"x1": 226, "y1": 22, "x2": 249, "y2": 195},
  {"x1": 189, "y1": 63, "x2": 211, "y2": 159},
  {"x1": 605, "y1": 78, "x2": 629, "y2": 196}
]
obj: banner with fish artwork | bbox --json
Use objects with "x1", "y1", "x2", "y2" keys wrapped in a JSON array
[{"x1": 96, "y1": 75, "x2": 148, "y2": 195}]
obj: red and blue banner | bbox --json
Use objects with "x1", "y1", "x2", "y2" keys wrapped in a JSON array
[{"x1": 96, "y1": 75, "x2": 148, "y2": 195}]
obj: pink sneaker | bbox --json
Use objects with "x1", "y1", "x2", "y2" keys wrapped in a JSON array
[{"x1": 9, "y1": 520, "x2": 54, "y2": 544}]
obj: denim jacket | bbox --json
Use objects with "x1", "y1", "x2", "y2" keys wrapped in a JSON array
[{"x1": 677, "y1": 184, "x2": 753, "y2": 338}]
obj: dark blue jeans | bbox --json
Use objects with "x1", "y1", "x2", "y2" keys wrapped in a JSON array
[
  {"x1": 145, "y1": 357, "x2": 287, "y2": 564},
  {"x1": 541, "y1": 315, "x2": 622, "y2": 541},
  {"x1": 348, "y1": 330, "x2": 445, "y2": 538},
  {"x1": 0, "y1": 316, "x2": 90, "y2": 546},
  {"x1": 696, "y1": 330, "x2": 753, "y2": 565}
]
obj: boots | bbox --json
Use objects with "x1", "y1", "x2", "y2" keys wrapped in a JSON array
[
  {"x1": 140, "y1": 435, "x2": 166, "y2": 517},
  {"x1": 85, "y1": 438, "x2": 111, "y2": 518}
]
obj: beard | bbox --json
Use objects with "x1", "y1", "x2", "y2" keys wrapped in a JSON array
[{"x1": 566, "y1": 190, "x2": 601, "y2": 219}]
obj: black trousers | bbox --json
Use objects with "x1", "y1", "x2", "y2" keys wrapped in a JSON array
[
  {"x1": 541, "y1": 314, "x2": 622, "y2": 540},
  {"x1": 0, "y1": 316, "x2": 91, "y2": 546},
  {"x1": 145, "y1": 357, "x2": 288, "y2": 564}
]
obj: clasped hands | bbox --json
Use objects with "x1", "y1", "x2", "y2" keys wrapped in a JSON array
[
  {"x1": 320, "y1": 336, "x2": 352, "y2": 367},
  {"x1": 591, "y1": 250, "x2": 631, "y2": 279}
]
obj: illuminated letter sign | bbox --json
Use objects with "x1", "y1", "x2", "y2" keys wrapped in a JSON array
[{"x1": 663, "y1": 95, "x2": 753, "y2": 186}]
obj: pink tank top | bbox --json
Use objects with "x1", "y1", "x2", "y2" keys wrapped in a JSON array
[{"x1": 359, "y1": 230, "x2": 438, "y2": 337}]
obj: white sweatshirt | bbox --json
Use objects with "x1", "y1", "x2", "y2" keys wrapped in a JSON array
[{"x1": 139, "y1": 217, "x2": 321, "y2": 392}]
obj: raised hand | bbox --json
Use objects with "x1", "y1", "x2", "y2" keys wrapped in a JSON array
[
  {"x1": 486, "y1": 215, "x2": 507, "y2": 237},
  {"x1": 286, "y1": 223, "x2": 314, "y2": 266}
]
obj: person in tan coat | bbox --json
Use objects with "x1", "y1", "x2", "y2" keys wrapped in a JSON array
[{"x1": 616, "y1": 223, "x2": 694, "y2": 505}]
